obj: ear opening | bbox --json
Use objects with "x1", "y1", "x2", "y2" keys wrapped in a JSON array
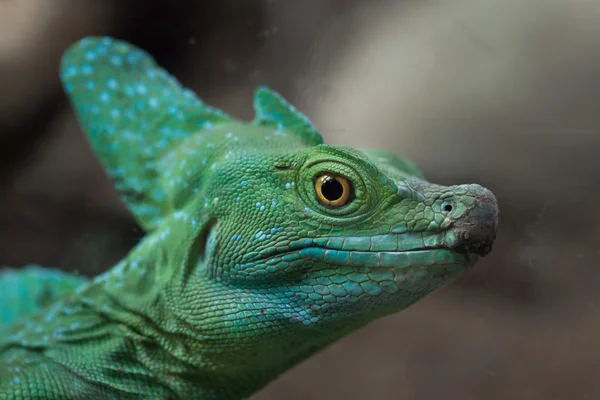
[{"x1": 181, "y1": 217, "x2": 217, "y2": 283}]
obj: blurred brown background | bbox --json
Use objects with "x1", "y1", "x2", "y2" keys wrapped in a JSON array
[{"x1": 1, "y1": 0, "x2": 599, "y2": 399}]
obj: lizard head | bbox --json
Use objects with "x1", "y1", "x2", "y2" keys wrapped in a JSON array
[{"x1": 198, "y1": 140, "x2": 499, "y2": 332}]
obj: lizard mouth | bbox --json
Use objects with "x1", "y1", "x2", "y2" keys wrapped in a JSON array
[
  {"x1": 254, "y1": 231, "x2": 487, "y2": 270},
  {"x1": 294, "y1": 247, "x2": 478, "y2": 269}
]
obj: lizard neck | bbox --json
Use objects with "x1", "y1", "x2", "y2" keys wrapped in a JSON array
[
  {"x1": 73, "y1": 221, "x2": 365, "y2": 399},
  {"x1": 167, "y1": 279, "x2": 364, "y2": 397},
  {"x1": 86, "y1": 267, "x2": 362, "y2": 398}
]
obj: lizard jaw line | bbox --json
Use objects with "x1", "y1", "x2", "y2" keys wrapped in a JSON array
[
  {"x1": 248, "y1": 232, "x2": 481, "y2": 269},
  {"x1": 294, "y1": 247, "x2": 478, "y2": 269},
  {"x1": 248, "y1": 247, "x2": 478, "y2": 271}
]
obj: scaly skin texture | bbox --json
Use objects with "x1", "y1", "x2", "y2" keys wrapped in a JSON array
[{"x1": 0, "y1": 37, "x2": 499, "y2": 400}]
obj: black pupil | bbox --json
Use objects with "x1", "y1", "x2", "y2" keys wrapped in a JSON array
[{"x1": 321, "y1": 178, "x2": 344, "y2": 201}]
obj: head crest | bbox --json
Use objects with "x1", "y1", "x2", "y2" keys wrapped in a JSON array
[
  {"x1": 252, "y1": 86, "x2": 323, "y2": 147},
  {"x1": 60, "y1": 36, "x2": 232, "y2": 231}
]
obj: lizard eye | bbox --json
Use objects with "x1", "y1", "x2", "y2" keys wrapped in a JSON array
[{"x1": 314, "y1": 174, "x2": 354, "y2": 207}]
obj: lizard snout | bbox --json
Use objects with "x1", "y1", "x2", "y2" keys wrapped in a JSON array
[{"x1": 450, "y1": 184, "x2": 499, "y2": 257}]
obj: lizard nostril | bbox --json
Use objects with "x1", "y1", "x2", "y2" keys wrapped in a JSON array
[{"x1": 442, "y1": 202, "x2": 453, "y2": 213}]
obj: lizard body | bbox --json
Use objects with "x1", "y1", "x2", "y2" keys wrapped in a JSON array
[{"x1": 0, "y1": 37, "x2": 499, "y2": 399}]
